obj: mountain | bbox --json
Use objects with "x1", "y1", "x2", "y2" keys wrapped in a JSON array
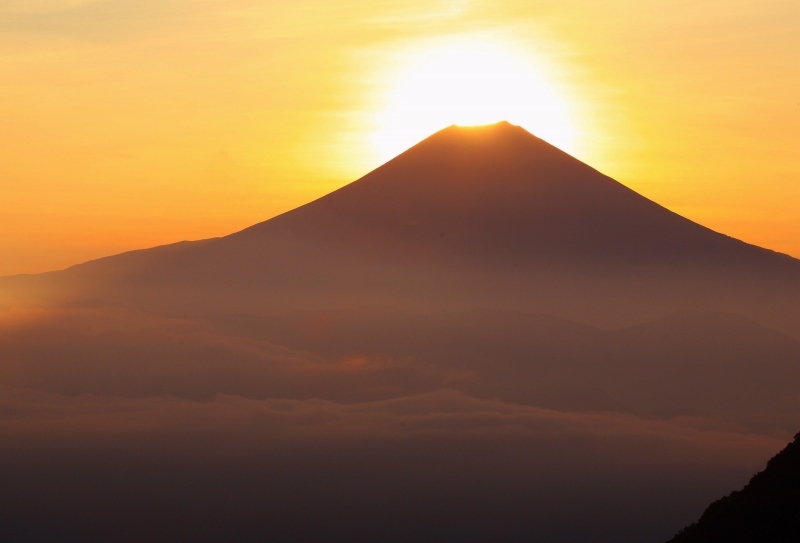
[
  {"x1": 668, "y1": 432, "x2": 800, "y2": 542},
  {"x1": 2, "y1": 122, "x2": 800, "y2": 543},
  {"x1": 1, "y1": 122, "x2": 799, "y2": 334}
]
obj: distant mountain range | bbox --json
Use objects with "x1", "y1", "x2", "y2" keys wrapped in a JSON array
[
  {"x1": 669, "y1": 432, "x2": 800, "y2": 542},
  {"x1": 2, "y1": 122, "x2": 799, "y2": 336}
]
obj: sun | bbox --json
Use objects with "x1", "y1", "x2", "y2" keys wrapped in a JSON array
[{"x1": 371, "y1": 39, "x2": 578, "y2": 161}]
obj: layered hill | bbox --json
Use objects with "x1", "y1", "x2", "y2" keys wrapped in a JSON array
[
  {"x1": 1, "y1": 122, "x2": 799, "y2": 333},
  {"x1": 668, "y1": 432, "x2": 800, "y2": 542}
]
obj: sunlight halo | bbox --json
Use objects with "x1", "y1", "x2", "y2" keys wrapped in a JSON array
[{"x1": 371, "y1": 39, "x2": 578, "y2": 161}]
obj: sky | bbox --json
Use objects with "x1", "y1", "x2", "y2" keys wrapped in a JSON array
[{"x1": 1, "y1": 0, "x2": 798, "y2": 276}]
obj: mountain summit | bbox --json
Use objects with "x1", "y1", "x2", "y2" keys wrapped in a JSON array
[
  {"x1": 1, "y1": 122, "x2": 799, "y2": 333},
  {"x1": 236, "y1": 122, "x2": 792, "y2": 268}
]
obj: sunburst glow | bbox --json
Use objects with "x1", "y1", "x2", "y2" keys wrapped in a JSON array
[{"x1": 372, "y1": 40, "x2": 578, "y2": 161}]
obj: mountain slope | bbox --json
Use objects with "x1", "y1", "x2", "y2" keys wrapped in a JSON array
[
  {"x1": 668, "y1": 432, "x2": 800, "y2": 543},
  {"x1": 1, "y1": 122, "x2": 798, "y2": 333},
  {"x1": 234, "y1": 122, "x2": 792, "y2": 268}
]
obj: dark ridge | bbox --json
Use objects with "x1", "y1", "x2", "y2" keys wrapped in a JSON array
[{"x1": 668, "y1": 432, "x2": 800, "y2": 543}]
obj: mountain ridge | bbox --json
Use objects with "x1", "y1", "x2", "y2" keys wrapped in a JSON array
[
  {"x1": 229, "y1": 122, "x2": 798, "y2": 268},
  {"x1": 8, "y1": 122, "x2": 799, "y2": 275},
  {"x1": 1, "y1": 122, "x2": 798, "y2": 336},
  {"x1": 668, "y1": 431, "x2": 800, "y2": 542}
]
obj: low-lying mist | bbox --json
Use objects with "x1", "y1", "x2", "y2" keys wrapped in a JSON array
[{"x1": 0, "y1": 305, "x2": 796, "y2": 542}]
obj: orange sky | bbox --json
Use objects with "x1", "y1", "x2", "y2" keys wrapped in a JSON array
[{"x1": 1, "y1": 0, "x2": 798, "y2": 276}]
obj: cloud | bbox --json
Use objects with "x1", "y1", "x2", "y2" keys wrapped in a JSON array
[
  {"x1": 363, "y1": 0, "x2": 474, "y2": 25},
  {"x1": 0, "y1": 0, "x2": 200, "y2": 41},
  {"x1": 0, "y1": 0, "x2": 101, "y2": 15},
  {"x1": 0, "y1": 305, "x2": 795, "y2": 541},
  {"x1": 2, "y1": 306, "x2": 799, "y2": 429},
  {"x1": 0, "y1": 386, "x2": 786, "y2": 542},
  {"x1": 0, "y1": 307, "x2": 451, "y2": 403}
]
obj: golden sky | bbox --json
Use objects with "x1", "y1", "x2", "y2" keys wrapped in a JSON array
[{"x1": 1, "y1": 0, "x2": 798, "y2": 276}]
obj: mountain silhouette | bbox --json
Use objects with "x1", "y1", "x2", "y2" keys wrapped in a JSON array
[
  {"x1": 668, "y1": 431, "x2": 800, "y2": 542},
  {"x1": 234, "y1": 122, "x2": 791, "y2": 267},
  {"x1": 1, "y1": 122, "x2": 799, "y2": 334},
  {"x1": 2, "y1": 122, "x2": 800, "y2": 543}
]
